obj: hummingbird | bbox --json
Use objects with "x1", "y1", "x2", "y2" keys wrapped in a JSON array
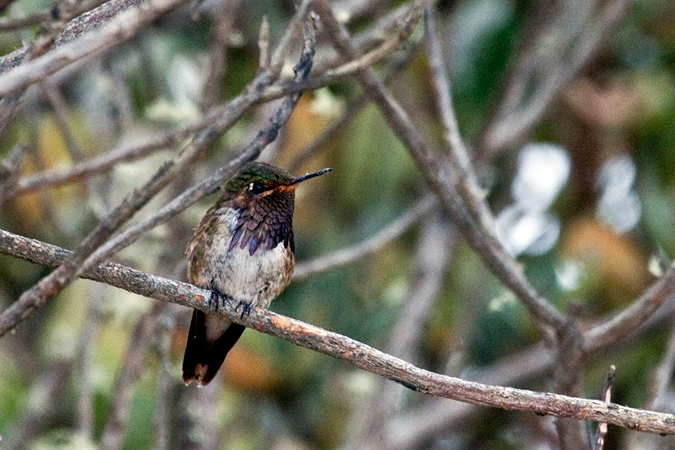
[{"x1": 182, "y1": 161, "x2": 332, "y2": 387}]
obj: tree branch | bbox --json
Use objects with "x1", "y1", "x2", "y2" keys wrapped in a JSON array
[{"x1": 1, "y1": 227, "x2": 675, "y2": 435}]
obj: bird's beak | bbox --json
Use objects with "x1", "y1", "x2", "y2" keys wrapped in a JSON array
[{"x1": 290, "y1": 168, "x2": 332, "y2": 185}]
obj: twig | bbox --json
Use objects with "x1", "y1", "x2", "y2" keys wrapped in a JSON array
[
  {"x1": 2, "y1": 228, "x2": 675, "y2": 436},
  {"x1": 293, "y1": 194, "x2": 436, "y2": 280},
  {"x1": 595, "y1": 365, "x2": 616, "y2": 450},
  {"x1": 424, "y1": 8, "x2": 495, "y2": 238},
  {"x1": 39, "y1": 81, "x2": 104, "y2": 204},
  {"x1": 0, "y1": 144, "x2": 27, "y2": 198},
  {"x1": 199, "y1": 0, "x2": 241, "y2": 111},
  {"x1": 480, "y1": 0, "x2": 632, "y2": 155},
  {"x1": 287, "y1": 39, "x2": 423, "y2": 173},
  {"x1": 0, "y1": 92, "x2": 24, "y2": 142},
  {"x1": 100, "y1": 306, "x2": 162, "y2": 450},
  {"x1": 584, "y1": 266, "x2": 675, "y2": 353},
  {"x1": 258, "y1": 15, "x2": 271, "y2": 71},
  {"x1": 0, "y1": 0, "x2": 186, "y2": 97},
  {"x1": 0, "y1": 0, "x2": 109, "y2": 33},
  {"x1": 645, "y1": 318, "x2": 675, "y2": 412},
  {"x1": 345, "y1": 212, "x2": 455, "y2": 448},
  {"x1": 0, "y1": 0, "x2": 143, "y2": 74}
]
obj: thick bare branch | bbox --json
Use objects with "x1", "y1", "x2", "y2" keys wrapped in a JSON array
[{"x1": 1, "y1": 228, "x2": 674, "y2": 435}]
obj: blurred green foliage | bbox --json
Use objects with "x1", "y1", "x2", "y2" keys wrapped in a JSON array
[{"x1": 2, "y1": 0, "x2": 675, "y2": 448}]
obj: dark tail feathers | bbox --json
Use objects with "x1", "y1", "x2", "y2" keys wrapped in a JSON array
[{"x1": 182, "y1": 309, "x2": 245, "y2": 386}]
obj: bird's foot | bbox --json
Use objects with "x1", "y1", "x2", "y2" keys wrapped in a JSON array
[
  {"x1": 210, "y1": 290, "x2": 229, "y2": 312},
  {"x1": 236, "y1": 300, "x2": 253, "y2": 319}
]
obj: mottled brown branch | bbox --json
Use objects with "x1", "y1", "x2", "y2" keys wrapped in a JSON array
[
  {"x1": 385, "y1": 344, "x2": 554, "y2": 450},
  {"x1": 0, "y1": 0, "x2": 109, "y2": 33},
  {"x1": 0, "y1": 0, "x2": 142, "y2": 74},
  {"x1": 1, "y1": 228, "x2": 674, "y2": 435}
]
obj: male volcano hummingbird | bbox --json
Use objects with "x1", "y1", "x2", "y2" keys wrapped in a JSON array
[{"x1": 182, "y1": 161, "x2": 331, "y2": 386}]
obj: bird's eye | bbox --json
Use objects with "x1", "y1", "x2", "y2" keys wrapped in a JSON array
[{"x1": 249, "y1": 181, "x2": 266, "y2": 194}]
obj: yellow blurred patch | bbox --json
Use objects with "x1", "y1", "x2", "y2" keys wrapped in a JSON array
[
  {"x1": 12, "y1": 115, "x2": 84, "y2": 230},
  {"x1": 560, "y1": 217, "x2": 650, "y2": 308}
]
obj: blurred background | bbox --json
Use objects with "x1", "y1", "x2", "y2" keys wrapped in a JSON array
[{"x1": 1, "y1": 0, "x2": 675, "y2": 448}]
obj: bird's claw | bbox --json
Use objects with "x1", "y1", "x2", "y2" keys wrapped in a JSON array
[
  {"x1": 236, "y1": 301, "x2": 253, "y2": 320},
  {"x1": 210, "y1": 290, "x2": 228, "y2": 311}
]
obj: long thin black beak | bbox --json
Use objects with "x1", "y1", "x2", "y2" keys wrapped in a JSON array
[{"x1": 290, "y1": 167, "x2": 332, "y2": 185}]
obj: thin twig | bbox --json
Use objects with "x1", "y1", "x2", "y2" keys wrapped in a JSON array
[
  {"x1": 287, "y1": 39, "x2": 423, "y2": 173},
  {"x1": 293, "y1": 194, "x2": 436, "y2": 280},
  {"x1": 480, "y1": 0, "x2": 632, "y2": 155},
  {"x1": 425, "y1": 8, "x2": 496, "y2": 238},
  {"x1": 39, "y1": 81, "x2": 104, "y2": 204},
  {"x1": 0, "y1": 144, "x2": 27, "y2": 198},
  {"x1": 100, "y1": 306, "x2": 162, "y2": 450},
  {"x1": 595, "y1": 365, "x2": 616, "y2": 450},
  {"x1": 0, "y1": 0, "x2": 109, "y2": 33},
  {"x1": 199, "y1": 0, "x2": 241, "y2": 111},
  {"x1": 645, "y1": 318, "x2": 675, "y2": 411},
  {"x1": 584, "y1": 267, "x2": 675, "y2": 353},
  {"x1": 258, "y1": 15, "x2": 271, "y2": 71}
]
